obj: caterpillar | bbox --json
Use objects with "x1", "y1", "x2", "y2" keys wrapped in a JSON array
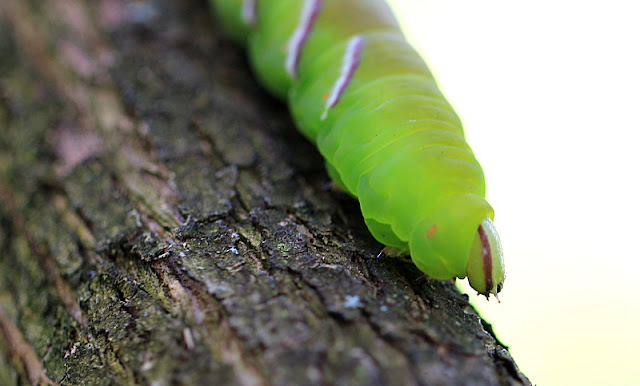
[{"x1": 210, "y1": 0, "x2": 505, "y2": 298}]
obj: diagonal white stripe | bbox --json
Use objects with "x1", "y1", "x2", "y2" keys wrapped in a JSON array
[
  {"x1": 285, "y1": 0, "x2": 322, "y2": 78},
  {"x1": 241, "y1": 0, "x2": 257, "y2": 25},
  {"x1": 322, "y1": 35, "x2": 365, "y2": 120}
]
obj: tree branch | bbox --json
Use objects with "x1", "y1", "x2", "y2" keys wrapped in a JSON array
[{"x1": 0, "y1": 0, "x2": 529, "y2": 384}]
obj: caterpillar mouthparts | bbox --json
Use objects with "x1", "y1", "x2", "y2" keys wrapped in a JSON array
[{"x1": 466, "y1": 217, "x2": 505, "y2": 298}]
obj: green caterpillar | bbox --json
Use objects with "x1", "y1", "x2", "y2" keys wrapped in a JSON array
[{"x1": 210, "y1": 0, "x2": 505, "y2": 297}]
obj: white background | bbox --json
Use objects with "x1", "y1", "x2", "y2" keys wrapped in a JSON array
[{"x1": 386, "y1": 1, "x2": 640, "y2": 384}]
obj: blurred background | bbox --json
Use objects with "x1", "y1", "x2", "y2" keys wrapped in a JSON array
[{"x1": 386, "y1": 0, "x2": 640, "y2": 384}]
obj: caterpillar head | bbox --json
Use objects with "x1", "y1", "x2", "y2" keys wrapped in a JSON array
[{"x1": 466, "y1": 217, "x2": 505, "y2": 299}]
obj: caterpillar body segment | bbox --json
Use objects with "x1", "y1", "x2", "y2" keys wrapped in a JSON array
[
  {"x1": 211, "y1": 0, "x2": 254, "y2": 43},
  {"x1": 210, "y1": 0, "x2": 506, "y2": 297}
]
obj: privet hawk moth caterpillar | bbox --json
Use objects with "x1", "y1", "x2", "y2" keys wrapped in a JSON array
[{"x1": 210, "y1": 0, "x2": 505, "y2": 297}]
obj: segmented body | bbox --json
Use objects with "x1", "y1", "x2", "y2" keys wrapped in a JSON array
[{"x1": 210, "y1": 0, "x2": 505, "y2": 296}]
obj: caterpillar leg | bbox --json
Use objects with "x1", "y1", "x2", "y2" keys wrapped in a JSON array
[
  {"x1": 324, "y1": 161, "x2": 351, "y2": 194},
  {"x1": 377, "y1": 246, "x2": 412, "y2": 264},
  {"x1": 322, "y1": 180, "x2": 349, "y2": 193}
]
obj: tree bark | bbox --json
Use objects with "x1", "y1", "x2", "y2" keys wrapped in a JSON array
[{"x1": 0, "y1": 0, "x2": 530, "y2": 385}]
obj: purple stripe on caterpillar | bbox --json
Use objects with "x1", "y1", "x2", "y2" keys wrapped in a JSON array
[
  {"x1": 322, "y1": 35, "x2": 365, "y2": 120},
  {"x1": 241, "y1": 0, "x2": 257, "y2": 26},
  {"x1": 478, "y1": 221, "x2": 494, "y2": 294},
  {"x1": 285, "y1": 0, "x2": 323, "y2": 78}
]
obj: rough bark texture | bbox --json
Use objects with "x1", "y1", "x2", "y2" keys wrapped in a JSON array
[{"x1": 0, "y1": 0, "x2": 530, "y2": 385}]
